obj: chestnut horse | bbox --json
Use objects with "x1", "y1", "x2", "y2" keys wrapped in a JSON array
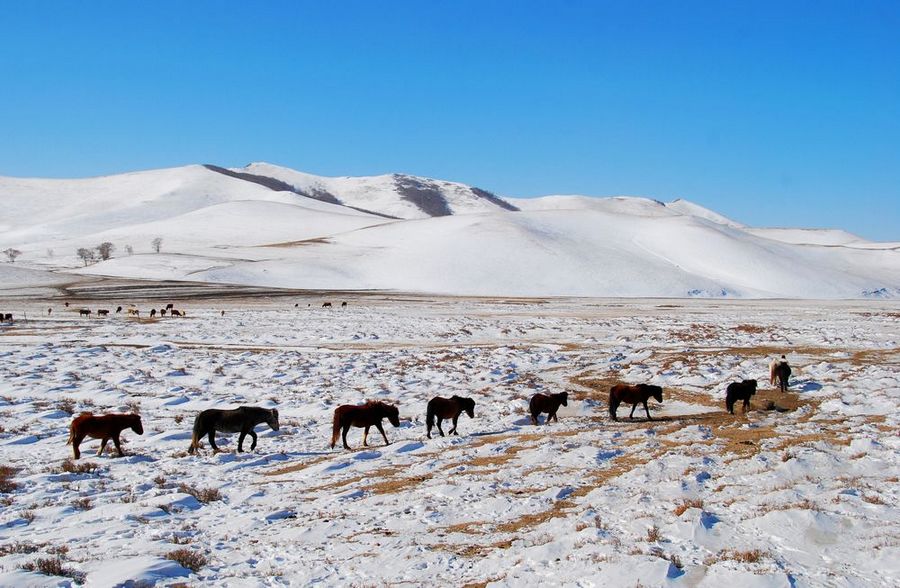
[
  {"x1": 609, "y1": 383, "x2": 663, "y2": 421},
  {"x1": 426, "y1": 395, "x2": 475, "y2": 438},
  {"x1": 529, "y1": 392, "x2": 568, "y2": 425},
  {"x1": 67, "y1": 412, "x2": 143, "y2": 459},
  {"x1": 726, "y1": 379, "x2": 757, "y2": 414},
  {"x1": 331, "y1": 401, "x2": 400, "y2": 450},
  {"x1": 188, "y1": 406, "x2": 279, "y2": 454}
]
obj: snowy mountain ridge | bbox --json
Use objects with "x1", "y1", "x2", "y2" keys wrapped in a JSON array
[{"x1": 0, "y1": 163, "x2": 896, "y2": 298}]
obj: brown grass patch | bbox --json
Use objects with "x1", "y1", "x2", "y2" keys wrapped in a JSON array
[{"x1": 674, "y1": 498, "x2": 704, "y2": 516}]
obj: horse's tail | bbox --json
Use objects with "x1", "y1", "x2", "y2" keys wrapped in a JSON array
[
  {"x1": 608, "y1": 388, "x2": 619, "y2": 420},
  {"x1": 330, "y1": 409, "x2": 341, "y2": 449},
  {"x1": 66, "y1": 423, "x2": 75, "y2": 445},
  {"x1": 188, "y1": 413, "x2": 203, "y2": 454},
  {"x1": 425, "y1": 402, "x2": 435, "y2": 430}
]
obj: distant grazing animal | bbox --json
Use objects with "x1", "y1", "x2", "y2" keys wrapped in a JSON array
[
  {"x1": 426, "y1": 395, "x2": 475, "y2": 438},
  {"x1": 150, "y1": 308, "x2": 157, "y2": 318},
  {"x1": 97, "y1": 309, "x2": 109, "y2": 317},
  {"x1": 1, "y1": 313, "x2": 12, "y2": 322},
  {"x1": 341, "y1": 301, "x2": 347, "y2": 308},
  {"x1": 171, "y1": 309, "x2": 183, "y2": 317},
  {"x1": 160, "y1": 308, "x2": 167, "y2": 316},
  {"x1": 220, "y1": 310, "x2": 225, "y2": 317},
  {"x1": 609, "y1": 383, "x2": 663, "y2": 421},
  {"x1": 188, "y1": 406, "x2": 280, "y2": 454},
  {"x1": 79, "y1": 309, "x2": 92, "y2": 317},
  {"x1": 529, "y1": 392, "x2": 568, "y2": 425},
  {"x1": 67, "y1": 412, "x2": 143, "y2": 459},
  {"x1": 127, "y1": 308, "x2": 139, "y2": 317},
  {"x1": 47, "y1": 308, "x2": 52, "y2": 316},
  {"x1": 322, "y1": 302, "x2": 332, "y2": 308},
  {"x1": 774, "y1": 360, "x2": 791, "y2": 392},
  {"x1": 65, "y1": 302, "x2": 70, "y2": 307},
  {"x1": 116, "y1": 306, "x2": 122, "y2": 314},
  {"x1": 725, "y1": 379, "x2": 758, "y2": 414},
  {"x1": 331, "y1": 401, "x2": 400, "y2": 450},
  {"x1": 165, "y1": 303, "x2": 174, "y2": 310},
  {"x1": 294, "y1": 303, "x2": 299, "y2": 308}
]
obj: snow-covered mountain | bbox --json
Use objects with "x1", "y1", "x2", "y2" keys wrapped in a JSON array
[{"x1": 0, "y1": 163, "x2": 897, "y2": 298}]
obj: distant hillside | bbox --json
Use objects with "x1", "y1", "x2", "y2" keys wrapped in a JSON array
[{"x1": 0, "y1": 163, "x2": 897, "y2": 298}]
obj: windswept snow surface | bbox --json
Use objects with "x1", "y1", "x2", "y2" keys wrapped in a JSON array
[
  {"x1": 0, "y1": 296, "x2": 897, "y2": 586},
  {"x1": 1, "y1": 163, "x2": 897, "y2": 298}
]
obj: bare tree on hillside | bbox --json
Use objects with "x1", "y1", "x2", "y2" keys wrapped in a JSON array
[
  {"x1": 3, "y1": 248, "x2": 21, "y2": 263},
  {"x1": 76, "y1": 248, "x2": 95, "y2": 266},
  {"x1": 97, "y1": 242, "x2": 115, "y2": 260},
  {"x1": 152, "y1": 237, "x2": 163, "y2": 253},
  {"x1": 125, "y1": 245, "x2": 134, "y2": 256}
]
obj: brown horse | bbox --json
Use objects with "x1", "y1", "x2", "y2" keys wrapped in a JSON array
[
  {"x1": 529, "y1": 392, "x2": 568, "y2": 425},
  {"x1": 331, "y1": 401, "x2": 400, "y2": 450},
  {"x1": 426, "y1": 395, "x2": 475, "y2": 438},
  {"x1": 67, "y1": 412, "x2": 144, "y2": 459},
  {"x1": 726, "y1": 379, "x2": 757, "y2": 414},
  {"x1": 774, "y1": 360, "x2": 791, "y2": 393},
  {"x1": 609, "y1": 383, "x2": 663, "y2": 421},
  {"x1": 188, "y1": 406, "x2": 279, "y2": 454}
]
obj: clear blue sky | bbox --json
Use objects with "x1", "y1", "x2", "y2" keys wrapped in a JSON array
[{"x1": 1, "y1": 1, "x2": 898, "y2": 240}]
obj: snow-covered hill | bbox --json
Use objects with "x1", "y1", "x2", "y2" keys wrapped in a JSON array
[{"x1": 0, "y1": 163, "x2": 897, "y2": 298}]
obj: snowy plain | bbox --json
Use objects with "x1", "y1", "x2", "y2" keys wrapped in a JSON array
[{"x1": 0, "y1": 293, "x2": 897, "y2": 587}]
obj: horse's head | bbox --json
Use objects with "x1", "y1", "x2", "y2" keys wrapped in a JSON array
[
  {"x1": 267, "y1": 409, "x2": 280, "y2": 431},
  {"x1": 462, "y1": 397, "x2": 476, "y2": 419},
  {"x1": 745, "y1": 379, "x2": 758, "y2": 395},
  {"x1": 558, "y1": 392, "x2": 568, "y2": 407},
  {"x1": 648, "y1": 385, "x2": 663, "y2": 403},
  {"x1": 130, "y1": 415, "x2": 144, "y2": 435},
  {"x1": 385, "y1": 404, "x2": 401, "y2": 427}
]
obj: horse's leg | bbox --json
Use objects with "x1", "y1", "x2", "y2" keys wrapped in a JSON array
[
  {"x1": 97, "y1": 437, "x2": 109, "y2": 456},
  {"x1": 629, "y1": 403, "x2": 637, "y2": 419},
  {"x1": 530, "y1": 410, "x2": 539, "y2": 426},
  {"x1": 237, "y1": 431, "x2": 247, "y2": 452},
  {"x1": 545, "y1": 410, "x2": 554, "y2": 425},
  {"x1": 342, "y1": 424, "x2": 351, "y2": 450},
  {"x1": 208, "y1": 430, "x2": 220, "y2": 453},
  {"x1": 375, "y1": 422, "x2": 390, "y2": 446},
  {"x1": 249, "y1": 430, "x2": 258, "y2": 451},
  {"x1": 363, "y1": 426, "x2": 370, "y2": 446},
  {"x1": 450, "y1": 415, "x2": 459, "y2": 435},
  {"x1": 643, "y1": 400, "x2": 652, "y2": 421},
  {"x1": 552, "y1": 409, "x2": 559, "y2": 423},
  {"x1": 436, "y1": 417, "x2": 445, "y2": 437},
  {"x1": 72, "y1": 434, "x2": 85, "y2": 459},
  {"x1": 113, "y1": 433, "x2": 125, "y2": 457}
]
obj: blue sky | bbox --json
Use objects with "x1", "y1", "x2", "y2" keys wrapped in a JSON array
[{"x1": 1, "y1": 1, "x2": 898, "y2": 240}]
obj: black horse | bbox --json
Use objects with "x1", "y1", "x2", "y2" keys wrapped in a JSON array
[
  {"x1": 725, "y1": 379, "x2": 757, "y2": 414},
  {"x1": 529, "y1": 392, "x2": 568, "y2": 425},
  {"x1": 188, "y1": 406, "x2": 279, "y2": 454},
  {"x1": 426, "y1": 395, "x2": 475, "y2": 438}
]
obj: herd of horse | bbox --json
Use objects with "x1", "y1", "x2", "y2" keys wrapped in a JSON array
[{"x1": 66, "y1": 357, "x2": 792, "y2": 459}]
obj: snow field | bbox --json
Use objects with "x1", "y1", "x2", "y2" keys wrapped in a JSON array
[{"x1": 0, "y1": 297, "x2": 897, "y2": 586}]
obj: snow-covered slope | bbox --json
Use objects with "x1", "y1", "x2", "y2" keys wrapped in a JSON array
[
  {"x1": 1, "y1": 163, "x2": 897, "y2": 298},
  {"x1": 231, "y1": 162, "x2": 519, "y2": 219}
]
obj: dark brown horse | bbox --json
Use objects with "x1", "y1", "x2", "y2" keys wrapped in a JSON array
[
  {"x1": 331, "y1": 401, "x2": 400, "y2": 450},
  {"x1": 609, "y1": 383, "x2": 663, "y2": 421},
  {"x1": 67, "y1": 412, "x2": 144, "y2": 459},
  {"x1": 188, "y1": 406, "x2": 279, "y2": 454},
  {"x1": 529, "y1": 392, "x2": 568, "y2": 425},
  {"x1": 726, "y1": 379, "x2": 757, "y2": 414},
  {"x1": 426, "y1": 395, "x2": 475, "y2": 438},
  {"x1": 774, "y1": 361, "x2": 791, "y2": 393}
]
